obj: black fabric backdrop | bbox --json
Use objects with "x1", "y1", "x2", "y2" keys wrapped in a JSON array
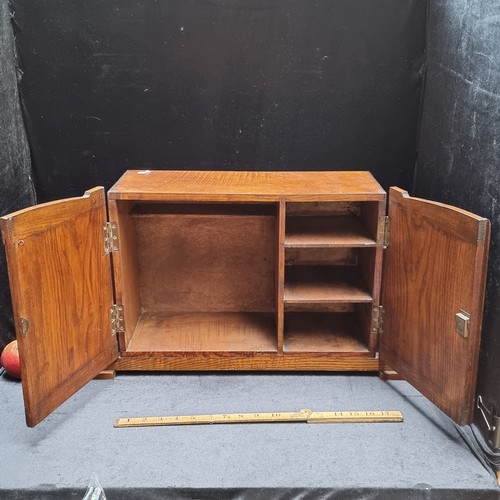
[
  {"x1": 414, "y1": 0, "x2": 500, "y2": 446},
  {"x1": 10, "y1": 0, "x2": 425, "y2": 201},
  {"x1": 0, "y1": 1, "x2": 35, "y2": 350}
]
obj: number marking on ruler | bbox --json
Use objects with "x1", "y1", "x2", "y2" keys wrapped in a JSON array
[{"x1": 114, "y1": 409, "x2": 403, "y2": 428}]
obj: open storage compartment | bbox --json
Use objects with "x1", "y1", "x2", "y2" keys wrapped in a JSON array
[
  {"x1": 283, "y1": 201, "x2": 383, "y2": 355},
  {"x1": 115, "y1": 201, "x2": 279, "y2": 355}
]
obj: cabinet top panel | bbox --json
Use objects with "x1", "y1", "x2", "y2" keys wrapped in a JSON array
[{"x1": 109, "y1": 170, "x2": 385, "y2": 202}]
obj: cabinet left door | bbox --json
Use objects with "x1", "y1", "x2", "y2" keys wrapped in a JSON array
[{"x1": 1, "y1": 187, "x2": 118, "y2": 426}]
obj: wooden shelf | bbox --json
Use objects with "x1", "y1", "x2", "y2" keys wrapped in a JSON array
[
  {"x1": 284, "y1": 313, "x2": 369, "y2": 353},
  {"x1": 284, "y1": 266, "x2": 373, "y2": 304},
  {"x1": 284, "y1": 216, "x2": 376, "y2": 248},
  {"x1": 126, "y1": 312, "x2": 277, "y2": 353}
]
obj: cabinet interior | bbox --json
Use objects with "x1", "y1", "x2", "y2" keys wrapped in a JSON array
[
  {"x1": 283, "y1": 201, "x2": 381, "y2": 355},
  {"x1": 113, "y1": 199, "x2": 382, "y2": 358}
]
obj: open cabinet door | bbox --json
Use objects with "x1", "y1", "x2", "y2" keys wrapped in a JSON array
[
  {"x1": 1, "y1": 188, "x2": 118, "y2": 426},
  {"x1": 380, "y1": 188, "x2": 490, "y2": 425}
]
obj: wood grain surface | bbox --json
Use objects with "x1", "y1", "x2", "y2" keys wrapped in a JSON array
[
  {"x1": 380, "y1": 188, "x2": 490, "y2": 425},
  {"x1": 109, "y1": 170, "x2": 385, "y2": 201},
  {"x1": 1, "y1": 188, "x2": 118, "y2": 426}
]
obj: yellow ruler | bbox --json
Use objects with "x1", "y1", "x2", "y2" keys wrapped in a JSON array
[{"x1": 114, "y1": 409, "x2": 403, "y2": 428}]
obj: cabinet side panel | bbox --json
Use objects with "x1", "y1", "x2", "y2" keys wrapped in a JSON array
[
  {"x1": 1, "y1": 188, "x2": 117, "y2": 426},
  {"x1": 109, "y1": 200, "x2": 141, "y2": 350}
]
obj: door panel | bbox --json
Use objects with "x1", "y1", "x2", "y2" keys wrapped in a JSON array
[
  {"x1": 1, "y1": 188, "x2": 117, "y2": 426},
  {"x1": 381, "y1": 188, "x2": 490, "y2": 425}
]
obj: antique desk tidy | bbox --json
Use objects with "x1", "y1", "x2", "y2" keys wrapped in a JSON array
[{"x1": 0, "y1": 170, "x2": 490, "y2": 426}]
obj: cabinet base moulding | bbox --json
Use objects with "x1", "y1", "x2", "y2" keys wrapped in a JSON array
[{"x1": 108, "y1": 355, "x2": 381, "y2": 372}]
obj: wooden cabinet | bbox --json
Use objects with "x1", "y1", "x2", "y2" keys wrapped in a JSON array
[{"x1": 1, "y1": 171, "x2": 490, "y2": 427}]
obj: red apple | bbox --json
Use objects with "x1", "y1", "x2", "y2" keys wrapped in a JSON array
[{"x1": 1, "y1": 340, "x2": 21, "y2": 379}]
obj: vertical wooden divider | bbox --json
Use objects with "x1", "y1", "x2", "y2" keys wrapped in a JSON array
[{"x1": 276, "y1": 199, "x2": 286, "y2": 353}]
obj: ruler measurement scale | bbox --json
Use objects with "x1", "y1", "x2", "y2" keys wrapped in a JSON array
[{"x1": 114, "y1": 409, "x2": 403, "y2": 428}]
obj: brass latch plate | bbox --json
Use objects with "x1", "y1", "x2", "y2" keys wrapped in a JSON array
[{"x1": 455, "y1": 310, "x2": 470, "y2": 338}]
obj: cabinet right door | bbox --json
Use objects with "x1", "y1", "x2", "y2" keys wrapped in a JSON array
[{"x1": 380, "y1": 187, "x2": 490, "y2": 425}]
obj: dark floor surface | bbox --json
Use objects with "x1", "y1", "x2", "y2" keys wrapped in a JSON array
[{"x1": 1, "y1": 373, "x2": 499, "y2": 499}]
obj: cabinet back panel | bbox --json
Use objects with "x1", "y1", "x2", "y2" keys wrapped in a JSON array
[
  {"x1": 134, "y1": 214, "x2": 276, "y2": 313},
  {"x1": 286, "y1": 247, "x2": 358, "y2": 266},
  {"x1": 131, "y1": 203, "x2": 276, "y2": 217},
  {"x1": 286, "y1": 202, "x2": 361, "y2": 216}
]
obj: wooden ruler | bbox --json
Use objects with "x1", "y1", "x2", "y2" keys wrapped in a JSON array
[{"x1": 114, "y1": 409, "x2": 403, "y2": 428}]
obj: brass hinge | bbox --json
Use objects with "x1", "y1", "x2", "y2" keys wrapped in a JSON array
[
  {"x1": 377, "y1": 216, "x2": 390, "y2": 248},
  {"x1": 371, "y1": 305, "x2": 384, "y2": 334},
  {"x1": 103, "y1": 222, "x2": 119, "y2": 254},
  {"x1": 477, "y1": 396, "x2": 500, "y2": 449},
  {"x1": 110, "y1": 304, "x2": 125, "y2": 336}
]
